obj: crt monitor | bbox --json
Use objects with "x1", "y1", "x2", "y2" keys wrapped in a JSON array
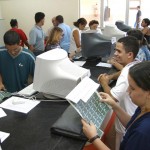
[
  {"x1": 81, "y1": 33, "x2": 112, "y2": 59},
  {"x1": 33, "y1": 48, "x2": 90, "y2": 99}
]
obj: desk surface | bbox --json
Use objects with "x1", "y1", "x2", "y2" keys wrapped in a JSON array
[
  {"x1": 1, "y1": 101, "x2": 85, "y2": 150},
  {"x1": 0, "y1": 60, "x2": 115, "y2": 150}
]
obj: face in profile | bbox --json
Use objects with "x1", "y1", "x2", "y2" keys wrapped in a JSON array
[
  {"x1": 141, "y1": 20, "x2": 147, "y2": 27},
  {"x1": 128, "y1": 75, "x2": 149, "y2": 107}
]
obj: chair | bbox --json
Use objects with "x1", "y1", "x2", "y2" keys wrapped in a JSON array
[{"x1": 115, "y1": 21, "x2": 132, "y2": 32}]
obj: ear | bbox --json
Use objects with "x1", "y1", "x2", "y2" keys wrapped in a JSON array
[{"x1": 127, "y1": 52, "x2": 133, "y2": 59}]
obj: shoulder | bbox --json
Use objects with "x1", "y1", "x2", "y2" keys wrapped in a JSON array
[
  {"x1": 0, "y1": 48, "x2": 7, "y2": 55},
  {"x1": 22, "y1": 48, "x2": 35, "y2": 61}
]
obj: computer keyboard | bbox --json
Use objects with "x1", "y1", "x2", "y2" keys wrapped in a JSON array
[
  {"x1": 0, "y1": 91, "x2": 11, "y2": 102},
  {"x1": 17, "y1": 84, "x2": 37, "y2": 96},
  {"x1": 69, "y1": 92, "x2": 110, "y2": 138}
]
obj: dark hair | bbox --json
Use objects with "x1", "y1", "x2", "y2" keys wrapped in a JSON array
[
  {"x1": 129, "y1": 61, "x2": 150, "y2": 91},
  {"x1": 55, "y1": 15, "x2": 64, "y2": 23},
  {"x1": 127, "y1": 29, "x2": 147, "y2": 46},
  {"x1": 137, "y1": 6, "x2": 140, "y2": 9},
  {"x1": 73, "y1": 18, "x2": 87, "y2": 28},
  {"x1": 10, "y1": 19, "x2": 18, "y2": 27},
  {"x1": 117, "y1": 36, "x2": 139, "y2": 58},
  {"x1": 89, "y1": 20, "x2": 99, "y2": 27},
  {"x1": 143, "y1": 18, "x2": 150, "y2": 26},
  {"x1": 35, "y1": 12, "x2": 45, "y2": 23},
  {"x1": 4, "y1": 30, "x2": 20, "y2": 45}
]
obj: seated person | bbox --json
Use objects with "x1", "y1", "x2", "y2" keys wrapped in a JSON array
[
  {"x1": 0, "y1": 31, "x2": 35, "y2": 93},
  {"x1": 82, "y1": 61, "x2": 150, "y2": 150},
  {"x1": 141, "y1": 18, "x2": 150, "y2": 43},
  {"x1": 106, "y1": 29, "x2": 150, "y2": 82},
  {"x1": 45, "y1": 27, "x2": 63, "y2": 51},
  {"x1": 84, "y1": 20, "x2": 102, "y2": 34},
  {"x1": 98, "y1": 36, "x2": 140, "y2": 150},
  {"x1": 127, "y1": 29, "x2": 150, "y2": 61}
]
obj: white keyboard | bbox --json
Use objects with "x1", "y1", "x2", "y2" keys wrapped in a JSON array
[{"x1": 17, "y1": 84, "x2": 37, "y2": 96}]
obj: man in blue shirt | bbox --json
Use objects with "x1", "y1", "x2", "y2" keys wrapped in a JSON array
[
  {"x1": 55, "y1": 15, "x2": 71, "y2": 53},
  {"x1": 0, "y1": 31, "x2": 35, "y2": 93},
  {"x1": 29, "y1": 12, "x2": 46, "y2": 56}
]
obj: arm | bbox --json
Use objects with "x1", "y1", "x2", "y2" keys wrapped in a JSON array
[
  {"x1": 108, "y1": 58, "x2": 123, "y2": 71},
  {"x1": 29, "y1": 45, "x2": 35, "y2": 52},
  {"x1": 141, "y1": 27, "x2": 149, "y2": 35},
  {"x1": 108, "y1": 71, "x2": 121, "y2": 81},
  {"x1": 0, "y1": 74, "x2": 5, "y2": 90},
  {"x1": 73, "y1": 29, "x2": 81, "y2": 48},
  {"x1": 100, "y1": 92, "x2": 131, "y2": 127},
  {"x1": 81, "y1": 119, "x2": 110, "y2": 150}
]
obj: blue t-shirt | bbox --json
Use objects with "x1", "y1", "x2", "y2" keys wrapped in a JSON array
[
  {"x1": 0, "y1": 48, "x2": 35, "y2": 92},
  {"x1": 120, "y1": 107, "x2": 150, "y2": 150},
  {"x1": 136, "y1": 45, "x2": 150, "y2": 61},
  {"x1": 58, "y1": 23, "x2": 71, "y2": 52}
]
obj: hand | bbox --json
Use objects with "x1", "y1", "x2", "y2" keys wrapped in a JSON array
[
  {"x1": 99, "y1": 92, "x2": 117, "y2": 108},
  {"x1": 108, "y1": 57, "x2": 116, "y2": 65},
  {"x1": 97, "y1": 73, "x2": 110, "y2": 85},
  {"x1": 76, "y1": 47, "x2": 81, "y2": 53},
  {"x1": 0, "y1": 82, "x2": 5, "y2": 91},
  {"x1": 81, "y1": 119, "x2": 97, "y2": 140}
]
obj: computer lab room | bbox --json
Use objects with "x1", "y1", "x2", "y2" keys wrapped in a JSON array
[{"x1": 0, "y1": 0, "x2": 150, "y2": 150}]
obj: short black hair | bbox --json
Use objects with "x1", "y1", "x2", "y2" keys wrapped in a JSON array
[
  {"x1": 127, "y1": 29, "x2": 143, "y2": 41},
  {"x1": 55, "y1": 15, "x2": 64, "y2": 23},
  {"x1": 117, "y1": 36, "x2": 139, "y2": 59},
  {"x1": 143, "y1": 18, "x2": 150, "y2": 26},
  {"x1": 4, "y1": 30, "x2": 20, "y2": 45},
  {"x1": 10, "y1": 19, "x2": 18, "y2": 27},
  {"x1": 35, "y1": 12, "x2": 45, "y2": 23}
]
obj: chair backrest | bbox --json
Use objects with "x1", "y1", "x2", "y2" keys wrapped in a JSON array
[
  {"x1": 81, "y1": 33, "x2": 112, "y2": 59},
  {"x1": 115, "y1": 21, "x2": 132, "y2": 32}
]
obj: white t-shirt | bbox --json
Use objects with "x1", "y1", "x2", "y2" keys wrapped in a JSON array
[
  {"x1": 110, "y1": 60, "x2": 140, "y2": 134},
  {"x1": 69, "y1": 27, "x2": 81, "y2": 53}
]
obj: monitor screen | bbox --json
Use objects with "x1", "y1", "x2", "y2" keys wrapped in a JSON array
[
  {"x1": 33, "y1": 49, "x2": 90, "y2": 99},
  {"x1": 81, "y1": 33, "x2": 112, "y2": 59}
]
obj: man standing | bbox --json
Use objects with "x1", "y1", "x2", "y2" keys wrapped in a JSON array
[
  {"x1": 55, "y1": 15, "x2": 71, "y2": 53},
  {"x1": 10, "y1": 19, "x2": 29, "y2": 48},
  {"x1": 29, "y1": 12, "x2": 46, "y2": 56},
  {"x1": 98, "y1": 36, "x2": 140, "y2": 150},
  {"x1": 135, "y1": 6, "x2": 142, "y2": 29},
  {"x1": 0, "y1": 31, "x2": 35, "y2": 93}
]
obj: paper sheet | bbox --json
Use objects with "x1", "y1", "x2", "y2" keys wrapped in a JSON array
[
  {"x1": 74, "y1": 61, "x2": 86, "y2": 67},
  {"x1": 0, "y1": 96, "x2": 40, "y2": 114},
  {"x1": 96, "y1": 62, "x2": 112, "y2": 68},
  {"x1": 0, "y1": 131, "x2": 10, "y2": 143},
  {"x1": 0, "y1": 108, "x2": 7, "y2": 118},
  {"x1": 66, "y1": 76, "x2": 99, "y2": 103}
]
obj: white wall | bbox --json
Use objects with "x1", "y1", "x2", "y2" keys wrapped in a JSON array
[{"x1": 0, "y1": 0, "x2": 79, "y2": 43}]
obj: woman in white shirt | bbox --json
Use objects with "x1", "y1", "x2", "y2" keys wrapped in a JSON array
[{"x1": 69, "y1": 18, "x2": 87, "y2": 59}]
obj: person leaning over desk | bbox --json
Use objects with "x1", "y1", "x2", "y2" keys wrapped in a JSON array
[
  {"x1": 0, "y1": 30, "x2": 35, "y2": 93},
  {"x1": 82, "y1": 61, "x2": 150, "y2": 150}
]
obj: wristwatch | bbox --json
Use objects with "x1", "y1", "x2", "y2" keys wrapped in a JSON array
[{"x1": 89, "y1": 135, "x2": 100, "y2": 143}]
